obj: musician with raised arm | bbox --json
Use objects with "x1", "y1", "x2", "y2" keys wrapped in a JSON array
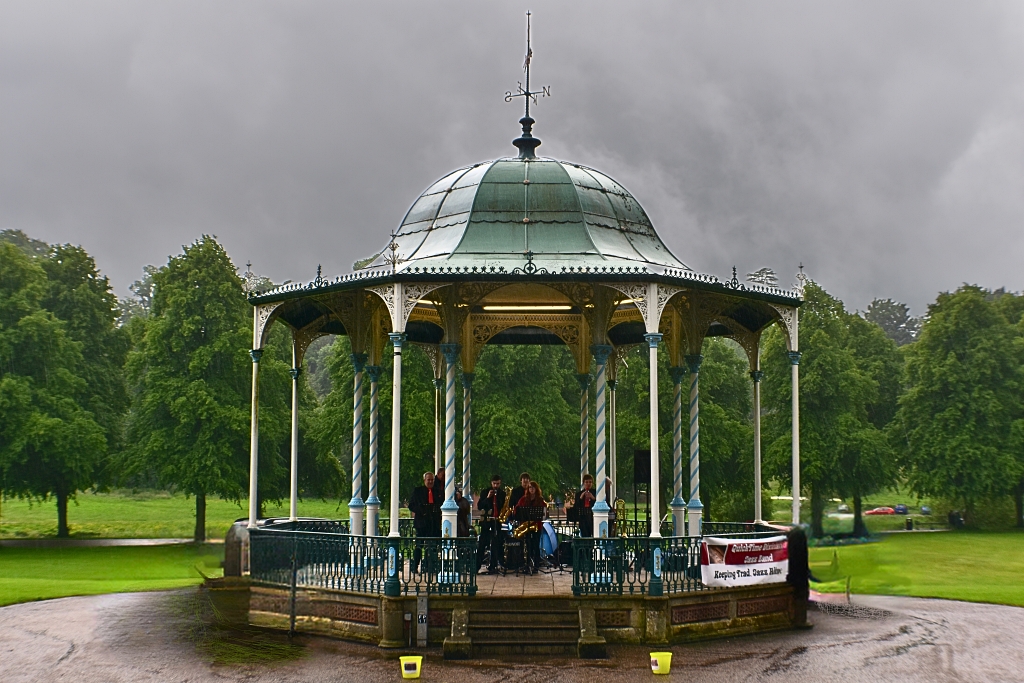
[
  {"x1": 515, "y1": 481, "x2": 546, "y2": 573},
  {"x1": 571, "y1": 473, "x2": 596, "y2": 537},
  {"x1": 476, "y1": 474, "x2": 506, "y2": 574}
]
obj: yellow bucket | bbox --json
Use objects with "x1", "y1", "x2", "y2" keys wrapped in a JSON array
[
  {"x1": 650, "y1": 651, "x2": 672, "y2": 674},
  {"x1": 399, "y1": 655, "x2": 423, "y2": 679}
]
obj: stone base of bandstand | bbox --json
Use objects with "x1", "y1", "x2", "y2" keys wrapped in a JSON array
[{"x1": 206, "y1": 575, "x2": 803, "y2": 660}]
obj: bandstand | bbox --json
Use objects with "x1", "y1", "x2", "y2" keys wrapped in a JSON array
[{"x1": 233, "y1": 67, "x2": 808, "y2": 657}]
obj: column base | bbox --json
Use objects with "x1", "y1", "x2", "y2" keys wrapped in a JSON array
[
  {"x1": 441, "y1": 502, "x2": 458, "y2": 539},
  {"x1": 349, "y1": 501, "x2": 365, "y2": 537},
  {"x1": 687, "y1": 500, "x2": 703, "y2": 537},
  {"x1": 592, "y1": 509, "x2": 610, "y2": 538},
  {"x1": 671, "y1": 502, "x2": 686, "y2": 537},
  {"x1": 365, "y1": 501, "x2": 380, "y2": 537}
]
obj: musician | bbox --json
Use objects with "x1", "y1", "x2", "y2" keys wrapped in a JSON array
[
  {"x1": 434, "y1": 468, "x2": 445, "y2": 499},
  {"x1": 454, "y1": 485, "x2": 472, "y2": 538},
  {"x1": 515, "y1": 481, "x2": 545, "y2": 572},
  {"x1": 572, "y1": 474, "x2": 596, "y2": 537},
  {"x1": 476, "y1": 474, "x2": 506, "y2": 573},
  {"x1": 510, "y1": 472, "x2": 531, "y2": 507},
  {"x1": 409, "y1": 471, "x2": 441, "y2": 572}
]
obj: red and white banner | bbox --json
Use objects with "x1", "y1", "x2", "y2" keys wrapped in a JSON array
[{"x1": 700, "y1": 535, "x2": 789, "y2": 587}]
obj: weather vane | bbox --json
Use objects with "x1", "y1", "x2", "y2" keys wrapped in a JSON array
[{"x1": 505, "y1": 11, "x2": 550, "y2": 118}]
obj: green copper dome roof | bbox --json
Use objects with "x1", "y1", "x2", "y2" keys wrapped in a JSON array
[{"x1": 381, "y1": 157, "x2": 689, "y2": 273}]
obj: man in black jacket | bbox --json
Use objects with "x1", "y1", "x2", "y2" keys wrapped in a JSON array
[
  {"x1": 409, "y1": 471, "x2": 441, "y2": 572},
  {"x1": 509, "y1": 472, "x2": 531, "y2": 508},
  {"x1": 476, "y1": 474, "x2": 506, "y2": 573}
]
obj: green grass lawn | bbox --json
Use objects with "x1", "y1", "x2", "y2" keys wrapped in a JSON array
[
  {"x1": 0, "y1": 544, "x2": 225, "y2": 607},
  {"x1": 810, "y1": 531, "x2": 1024, "y2": 606},
  {"x1": 0, "y1": 490, "x2": 350, "y2": 540}
]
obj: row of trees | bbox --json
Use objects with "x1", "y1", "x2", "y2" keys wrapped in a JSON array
[{"x1": 2, "y1": 229, "x2": 1022, "y2": 539}]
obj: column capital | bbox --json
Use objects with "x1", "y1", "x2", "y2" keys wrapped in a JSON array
[
  {"x1": 684, "y1": 353, "x2": 703, "y2": 374},
  {"x1": 289, "y1": 367, "x2": 301, "y2": 380},
  {"x1": 576, "y1": 373, "x2": 592, "y2": 391},
  {"x1": 350, "y1": 352, "x2": 368, "y2": 373},
  {"x1": 388, "y1": 332, "x2": 406, "y2": 347},
  {"x1": 787, "y1": 351, "x2": 802, "y2": 366},
  {"x1": 608, "y1": 379, "x2": 617, "y2": 390},
  {"x1": 669, "y1": 366, "x2": 687, "y2": 385},
  {"x1": 644, "y1": 332, "x2": 663, "y2": 348},
  {"x1": 590, "y1": 344, "x2": 613, "y2": 365},
  {"x1": 750, "y1": 370, "x2": 764, "y2": 382},
  {"x1": 365, "y1": 365, "x2": 384, "y2": 382},
  {"x1": 249, "y1": 349, "x2": 263, "y2": 363},
  {"x1": 440, "y1": 342, "x2": 462, "y2": 365},
  {"x1": 433, "y1": 378, "x2": 444, "y2": 390},
  {"x1": 461, "y1": 372, "x2": 475, "y2": 388}
]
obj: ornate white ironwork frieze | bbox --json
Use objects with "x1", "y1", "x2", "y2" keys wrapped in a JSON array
[
  {"x1": 607, "y1": 282, "x2": 682, "y2": 334},
  {"x1": 254, "y1": 301, "x2": 285, "y2": 349},
  {"x1": 766, "y1": 303, "x2": 799, "y2": 352},
  {"x1": 367, "y1": 282, "x2": 451, "y2": 333}
]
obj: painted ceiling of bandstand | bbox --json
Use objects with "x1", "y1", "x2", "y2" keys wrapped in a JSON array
[{"x1": 368, "y1": 157, "x2": 689, "y2": 273}]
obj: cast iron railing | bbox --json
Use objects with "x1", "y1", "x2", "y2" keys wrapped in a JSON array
[
  {"x1": 571, "y1": 531, "x2": 781, "y2": 596},
  {"x1": 249, "y1": 528, "x2": 478, "y2": 596}
]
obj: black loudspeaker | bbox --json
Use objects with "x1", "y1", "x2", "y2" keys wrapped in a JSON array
[
  {"x1": 634, "y1": 449, "x2": 650, "y2": 485},
  {"x1": 558, "y1": 540, "x2": 574, "y2": 567}
]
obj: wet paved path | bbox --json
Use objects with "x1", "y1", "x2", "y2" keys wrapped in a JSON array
[{"x1": 1, "y1": 590, "x2": 1022, "y2": 682}]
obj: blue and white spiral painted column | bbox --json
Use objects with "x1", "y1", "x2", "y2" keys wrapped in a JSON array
[
  {"x1": 365, "y1": 365, "x2": 383, "y2": 537},
  {"x1": 591, "y1": 345, "x2": 613, "y2": 538},
  {"x1": 440, "y1": 344, "x2": 461, "y2": 538},
  {"x1": 577, "y1": 373, "x2": 591, "y2": 485},
  {"x1": 669, "y1": 366, "x2": 687, "y2": 536},
  {"x1": 461, "y1": 372, "x2": 474, "y2": 503},
  {"x1": 349, "y1": 353, "x2": 368, "y2": 536},
  {"x1": 685, "y1": 353, "x2": 704, "y2": 537}
]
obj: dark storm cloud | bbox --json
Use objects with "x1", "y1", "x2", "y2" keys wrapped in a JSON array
[{"x1": 2, "y1": 1, "x2": 1022, "y2": 313}]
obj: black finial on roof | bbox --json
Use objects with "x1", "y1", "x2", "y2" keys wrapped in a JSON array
[{"x1": 505, "y1": 11, "x2": 550, "y2": 159}]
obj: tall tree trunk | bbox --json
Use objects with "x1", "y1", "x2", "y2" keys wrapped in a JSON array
[
  {"x1": 1015, "y1": 480, "x2": 1024, "y2": 529},
  {"x1": 852, "y1": 493, "x2": 868, "y2": 537},
  {"x1": 810, "y1": 486, "x2": 825, "y2": 538},
  {"x1": 194, "y1": 492, "x2": 206, "y2": 543},
  {"x1": 56, "y1": 489, "x2": 69, "y2": 538}
]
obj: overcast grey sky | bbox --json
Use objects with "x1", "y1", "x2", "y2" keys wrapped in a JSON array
[{"x1": 3, "y1": 1, "x2": 1022, "y2": 314}]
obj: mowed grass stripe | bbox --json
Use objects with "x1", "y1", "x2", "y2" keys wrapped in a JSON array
[
  {"x1": 0, "y1": 544, "x2": 224, "y2": 607},
  {"x1": 810, "y1": 531, "x2": 1024, "y2": 607}
]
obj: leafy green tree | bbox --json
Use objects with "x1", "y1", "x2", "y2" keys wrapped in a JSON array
[
  {"x1": 762, "y1": 282, "x2": 894, "y2": 537},
  {"x1": 124, "y1": 237, "x2": 290, "y2": 541},
  {"x1": 0, "y1": 243, "x2": 107, "y2": 536},
  {"x1": 897, "y1": 285, "x2": 1022, "y2": 525},
  {"x1": 865, "y1": 298, "x2": 920, "y2": 346}
]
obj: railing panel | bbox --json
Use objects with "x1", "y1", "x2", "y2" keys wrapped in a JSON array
[{"x1": 250, "y1": 529, "x2": 476, "y2": 596}]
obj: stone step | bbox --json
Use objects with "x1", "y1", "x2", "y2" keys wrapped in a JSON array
[
  {"x1": 469, "y1": 610, "x2": 578, "y2": 627},
  {"x1": 468, "y1": 624, "x2": 579, "y2": 642},
  {"x1": 473, "y1": 641, "x2": 578, "y2": 657}
]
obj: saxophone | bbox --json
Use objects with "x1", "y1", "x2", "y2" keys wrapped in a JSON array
[{"x1": 497, "y1": 486, "x2": 514, "y2": 524}]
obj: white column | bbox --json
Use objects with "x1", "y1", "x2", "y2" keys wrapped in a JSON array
[
  {"x1": 685, "y1": 354, "x2": 704, "y2": 536},
  {"x1": 349, "y1": 353, "x2": 367, "y2": 536},
  {"x1": 751, "y1": 370, "x2": 764, "y2": 523},
  {"x1": 461, "y1": 373, "x2": 474, "y2": 502},
  {"x1": 789, "y1": 351, "x2": 802, "y2": 525},
  {"x1": 365, "y1": 365, "x2": 382, "y2": 536},
  {"x1": 578, "y1": 373, "x2": 591, "y2": 484},
  {"x1": 669, "y1": 367, "x2": 686, "y2": 536},
  {"x1": 289, "y1": 341, "x2": 300, "y2": 522},
  {"x1": 440, "y1": 344, "x2": 460, "y2": 537},
  {"x1": 247, "y1": 347, "x2": 262, "y2": 529},
  {"x1": 645, "y1": 333, "x2": 663, "y2": 538},
  {"x1": 591, "y1": 345, "x2": 613, "y2": 538},
  {"x1": 388, "y1": 333, "x2": 405, "y2": 538}
]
